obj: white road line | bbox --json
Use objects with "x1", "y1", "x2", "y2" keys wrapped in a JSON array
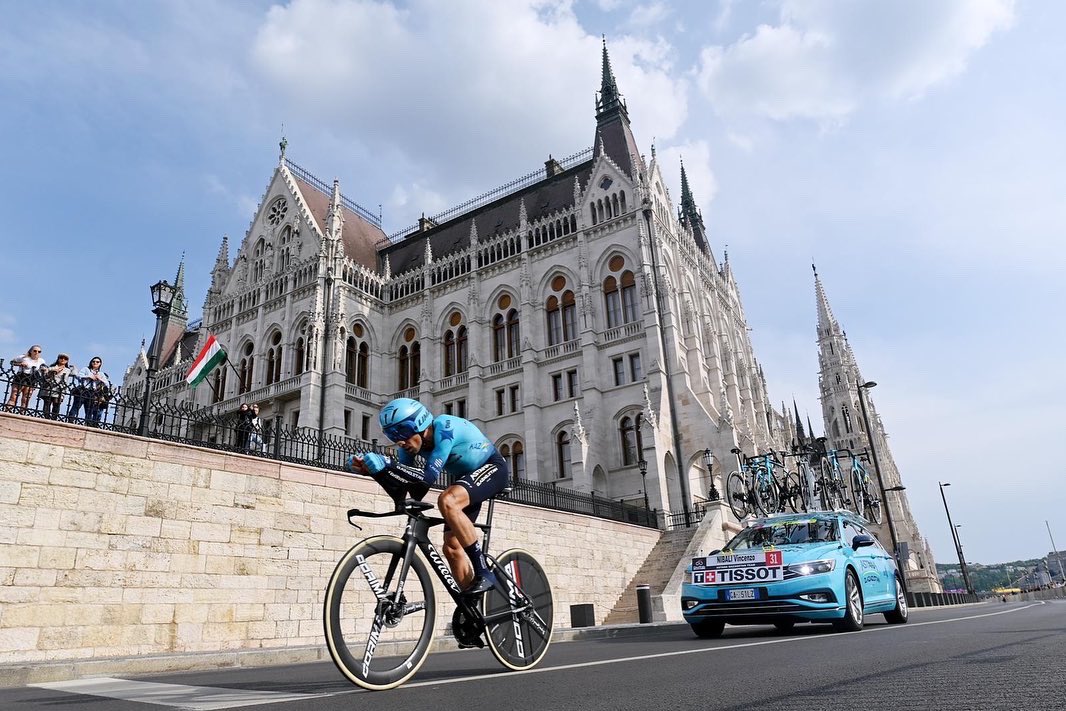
[
  {"x1": 31, "y1": 677, "x2": 327, "y2": 710},
  {"x1": 395, "y1": 602, "x2": 1046, "y2": 690}
]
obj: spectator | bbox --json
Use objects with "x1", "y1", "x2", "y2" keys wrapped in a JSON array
[
  {"x1": 6, "y1": 345, "x2": 46, "y2": 410},
  {"x1": 68, "y1": 356, "x2": 109, "y2": 424},
  {"x1": 39, "y1": 354, "x2": 74, "y2": 419},
  {"x1": 248, "y1": 403, "x2": 265, "y2": 453},
  {"x1": 235, "y1": 403, "x2": 251, "y2": 450}
]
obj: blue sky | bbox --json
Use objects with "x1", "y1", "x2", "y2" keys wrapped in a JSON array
[{"x1": 1, "y1": 0, "x2": 1062, "y2": 564}]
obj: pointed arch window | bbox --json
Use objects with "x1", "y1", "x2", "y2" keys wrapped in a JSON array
[
  {"x1": 561, "y1": 290, "x2": 577, "y2": 341},
  {"x1": 546, "y1": 295, "x2": 562, "y2": 346},
  {"x1": 211, "y1": 367, "x2": 227, "y2": 404},
  {"x1": 620, "y1": 271, "x2": 637, "y2": 323},
  {"x1": 238, "y1": 342, "x2": 254, "y2": 394},
  {"x1": 556, "y1": 430, "x2": 572, "y2": 479},
  {"x1": 266, "y1": 331, "x2": 283, "y2": 385},
  {"x1": 506, "y1": 308, "x2": 520, "y2": 357},
  {"x1": 253, "y1": 238, "x2": 266, "y2": 282},
  {"x1": 842, "y1": 405, "x2": 854, "y2": 434},
  {"x1": 345, "y1": 336, "x2": 358, "y2": 384},
  {"x1": 357, "y1": 342, "x2": 369, "y2": 388},
  {"x1": 399, "y1": 337, "x2": 421, "y2": 390},
  {"x1": 604, "y1": 276, "x2": 622, "y2": 328},
  {"x1": 619, "y1": 415, "x2": 638, "y2": 466},
  {"x1": 492, "y1": 314, "x2": 506, "y2": 362}
]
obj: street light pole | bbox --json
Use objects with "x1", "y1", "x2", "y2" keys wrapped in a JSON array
[
  {"x1": 139, "y1": 280, "x2": 176, "y2": 437},
  {"x1": 938, "y1": 482, "x2": 974, "y2": 595},
  {"x1": 702, "y1": 448, "x2": 720, "y2": 501},
  {"x1": 856, "y1": 381, "x2": 906, "y2": 593},
  {"x1": 638, "y1": 459, "x2": 650, "y2": 513}
]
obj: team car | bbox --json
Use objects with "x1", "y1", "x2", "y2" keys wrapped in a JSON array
[{"x1": 681, "y1": 510, "x2": 908, "y2": 637}]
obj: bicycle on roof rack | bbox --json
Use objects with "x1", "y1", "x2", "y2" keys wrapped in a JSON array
[
  {"x1": 323, "y1": 488, "x2": 554, "y2": 691},
  {"x1": 838, "y1": 448, "x2": 882, "y2": 525},
  {"x1": 724, "y1": 448, "x2": 803, "y2": 519}
]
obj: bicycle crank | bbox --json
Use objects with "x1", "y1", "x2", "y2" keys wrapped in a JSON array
[{"x1": 451, "y1": 607, "x2": 485, "y2": 649}]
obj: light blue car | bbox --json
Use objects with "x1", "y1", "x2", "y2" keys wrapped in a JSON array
[{"x1": 681, "y1": 510, "x2": 909, "y2": 638}]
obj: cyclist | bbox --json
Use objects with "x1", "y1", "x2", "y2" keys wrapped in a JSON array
[{"x1": 345, "y1": 398, "x2": 508, "y2": 596}]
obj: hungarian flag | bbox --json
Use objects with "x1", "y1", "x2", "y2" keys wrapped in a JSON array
[{"x1": 185, "y1": 334, "x2": 227, "y2": 387}]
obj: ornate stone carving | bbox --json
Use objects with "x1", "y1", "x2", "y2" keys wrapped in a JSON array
[
  {"x1": 642, "y1": 384, "x2": 659, "y2": 430},
  {"x1": 573, "y1": 403, "x2": 588, "y2": 445}
]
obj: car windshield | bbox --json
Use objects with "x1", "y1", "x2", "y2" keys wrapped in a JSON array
[{"x1": 725, "y1": 518, "x2": 839, "y2": 550}]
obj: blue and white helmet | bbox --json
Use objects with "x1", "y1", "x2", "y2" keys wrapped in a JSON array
[{"x1": 379, "y1": 398, "x2": 433, "y2": 442}]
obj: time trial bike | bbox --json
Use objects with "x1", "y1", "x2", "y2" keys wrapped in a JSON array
[{"x1": 323, "y1": 488, "x2": 554, "y2": 690}]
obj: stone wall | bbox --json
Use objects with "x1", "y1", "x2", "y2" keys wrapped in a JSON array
[{"x1": 0, "y1": 414, "x2": 660, "y2": 665}]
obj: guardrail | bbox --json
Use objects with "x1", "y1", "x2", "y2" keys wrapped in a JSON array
[{"x1": 0, "y1": 363, "x2": 658, "y2": 529}]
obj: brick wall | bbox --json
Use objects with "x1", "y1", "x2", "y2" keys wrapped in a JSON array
[{"x1": 0, "y1": 414, "x2": 660, "y2": 664}]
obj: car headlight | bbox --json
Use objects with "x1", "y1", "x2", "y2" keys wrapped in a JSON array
[{"x1": 787, "y1": 559, "x2": 836, "y2": 576}]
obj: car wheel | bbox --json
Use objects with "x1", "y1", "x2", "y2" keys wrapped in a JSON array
[
  {"x1": 691, "y1": 620, "x2": 725, "y2": 639},
  {"x1": 773, "y1": 620, "x2": 795, "y2": 633},
  {"x1": 833, "y1": 570, "x2": 864, "y2": 632},
  {"x1": 884, "y1": 577, "x2": 909, "y2": 624}
]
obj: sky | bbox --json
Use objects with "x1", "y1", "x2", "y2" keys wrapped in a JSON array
[{"x1": 1, "y1": 0, "x2": 1063, "y2": 565}]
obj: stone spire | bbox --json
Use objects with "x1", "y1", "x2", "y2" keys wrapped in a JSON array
[
  {"x1": 793, "y1": 398, "x2": 806, "y2": 443},
  {"x1": 594, "y1": 38, "x2": 641, "y2": 177},
  {"x1": 172, "y1": 253, "x2": 189, "y2": 319},
  {"x1": 814, "y1": 263, "x2": 841, "y2": 341},
  {"x1": 678, "y1": 157, "x2": 710, "y2": 254}
]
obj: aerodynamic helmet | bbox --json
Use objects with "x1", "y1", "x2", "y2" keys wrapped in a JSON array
[{"x1": 379, "y1": 397, "x2": 433, "y2": 442}]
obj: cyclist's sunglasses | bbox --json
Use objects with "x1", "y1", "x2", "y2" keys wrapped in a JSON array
[{"x1": 382, "y1": 422, "x2": 419, "y2": 442}]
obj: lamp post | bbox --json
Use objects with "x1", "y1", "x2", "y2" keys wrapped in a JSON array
[
  {"x1": 856, "y1": 381, "x2": 906, "y2": 593},
  {"x1": 938, "y1": 482, "x2": 974, "y2": 595},
  {"x1": 701, "y1": 448, "x2": 720, "y2": 501},
  {"x1": 638, "y1": 458, "x2": 650, "y2": 513},
  {"x1": 139, "y1": 279, "x2": 177, "y2": 437}
]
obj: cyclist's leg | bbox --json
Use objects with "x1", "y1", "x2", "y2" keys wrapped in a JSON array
[{"x1": 440, "y1": 453, "x2": 509, "y2": 592}]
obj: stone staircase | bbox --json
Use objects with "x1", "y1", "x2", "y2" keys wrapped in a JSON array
[{"x1": 602, "y1": 527, "x2": 699, "y2": 625}]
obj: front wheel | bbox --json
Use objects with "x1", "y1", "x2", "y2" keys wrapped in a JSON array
[
  {"x1": 832, "y1": 570, "x2": 864, "y2": 632},
  {"x1": 865, "y1": 495, "x2": 884, "y2": 526},
  {"x1": 725, "y1": 472, "x2": 750, "y2": 520},
  {"x1": 324, "y1": 536, "x2": 436, "y2": 691},
  {"x1": 691, "y1": 619, "x2": 725, "y2": 638},
  {"x1": 884, "y1": 577, "x2": 909, "y2": 624},
  {"x1": 851, "y1": 472, "x2": 867, "y2": 518},
  {"x1": 483, "y1": 549, "x2": 554, "y2": 671}
]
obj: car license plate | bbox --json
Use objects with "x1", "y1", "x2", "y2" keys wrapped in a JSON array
[{"x1": 726, "y1": 588, "x2": 758, "y2": 601}]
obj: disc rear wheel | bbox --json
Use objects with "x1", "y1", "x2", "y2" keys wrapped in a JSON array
[
  {"x1": 725, "y1": 472, "x2": 750, "y2": 519},
  {"x1": 324, "y1": 536, "x2": 435, "y2": 691},
  {"x1": 483, "y1": 549, "x2": 554, "y2": 671}
]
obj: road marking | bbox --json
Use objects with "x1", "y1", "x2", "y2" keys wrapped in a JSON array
[
  {"x1": 396, "y1": 602, "x2": 1046, "y2": 690},
  {"x1": 31, "y1": 677, "x2": 327, "y2": 709}
]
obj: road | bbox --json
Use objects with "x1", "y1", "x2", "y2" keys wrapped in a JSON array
[{"x1": 3, "y1": 601, "x2": 1063, "y2": 710}]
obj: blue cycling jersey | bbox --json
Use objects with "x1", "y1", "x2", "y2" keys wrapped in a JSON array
[{"x1": 396, "y1": 415, "x2": 493, "y2": 485}]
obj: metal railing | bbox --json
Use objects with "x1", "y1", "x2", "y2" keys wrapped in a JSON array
[{"x1": 0, "y1": 363, "x2": 658, "y2": 529}]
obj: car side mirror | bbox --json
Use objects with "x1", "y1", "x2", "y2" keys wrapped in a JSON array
[{"x1": 852, "y1": 534, "x2": 875, "y2": 550}]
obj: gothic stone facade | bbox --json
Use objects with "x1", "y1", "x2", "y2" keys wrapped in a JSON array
[{"x1": 124, "y1": 48, "x2": 784, "y2": 517}]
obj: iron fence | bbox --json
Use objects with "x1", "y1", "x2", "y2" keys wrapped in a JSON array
[{"x1": 0, "y1": 363, "x2": 659, "y2": 529}]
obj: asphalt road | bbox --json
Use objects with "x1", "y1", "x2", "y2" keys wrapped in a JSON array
[{"x1": 4, "y1": 601, "x2": 1063, "y2": 711}]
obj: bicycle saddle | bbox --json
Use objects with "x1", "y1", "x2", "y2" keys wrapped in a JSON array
[
  {"x1": 403, "y1": 498, "x2": 435, "y2": 512},
  {"x1": 730, "y1": 447, "x2": 742, "y2": 455},
  {"x1": 496, "y1": 486, "x2": 512, "y2": 500}
]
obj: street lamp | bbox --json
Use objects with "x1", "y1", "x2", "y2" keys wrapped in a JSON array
[
  {"x1": 638, "y1": 458, "x2": 650, "y2": 512},
  {"x1": 856, "y1": 381, "x2": 906, "y2": 594},
  {"x1": 139, "y1": 279, "x2": 177, "y2": 437},
  {"x1": 702, "y1": 448, "x2": 720, "y2": 501},
  {"x1": 938, "y1": 482, "x2": 974, "y2": 595}
]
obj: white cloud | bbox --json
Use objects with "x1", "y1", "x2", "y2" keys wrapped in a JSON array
[
  {"x1": 628, "y1": 2, "x2": 671, "y2": 27},
  {"x1": 658, "y1": 139, "x2": 717, "y2": 216},
  {"x1": 697, "y1": 0, "x2": 1016, "y2": 121},
  {"x1": 249, "y1": 0, "x2": 687, "y2": 225}
]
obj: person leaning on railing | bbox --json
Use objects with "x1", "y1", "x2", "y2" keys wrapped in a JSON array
[
  {"x1": 5, "y1": 345, "x2": 46, "y2": 410},
  {"x1": 39, "y1": 354, "x2": 75, "y2": 419},
  {"x1": 68, "y1": 356, "x2": 110, "y2": 425}
]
